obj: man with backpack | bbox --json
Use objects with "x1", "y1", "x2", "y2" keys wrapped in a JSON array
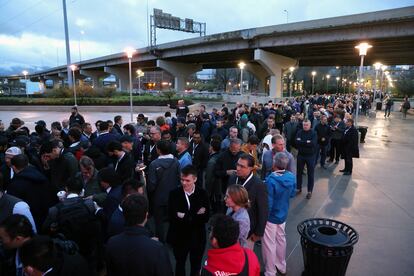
[
  {"x1": 42, "y1": 177, "x2": 103, "y2": 275},
  {"x1": 201, "y1": 214, "x2": 260, "y2": 276}
]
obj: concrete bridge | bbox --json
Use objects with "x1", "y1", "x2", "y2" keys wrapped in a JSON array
[{"x1": 2, "y1": 6, "x2": 414, "y2": 98}]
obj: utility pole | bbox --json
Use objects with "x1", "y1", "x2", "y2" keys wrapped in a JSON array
[{"x1": 62, "y1": 0, "x2": 72, "y2": 88}]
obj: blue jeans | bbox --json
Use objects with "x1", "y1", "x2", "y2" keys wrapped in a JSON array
[{"x1": 297, "y1": 155, "x2": 315, "y2": 192}]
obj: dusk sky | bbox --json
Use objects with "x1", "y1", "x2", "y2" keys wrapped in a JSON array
[{"x1": 0, "y1": 0, "x2": 413, "y2": 74}]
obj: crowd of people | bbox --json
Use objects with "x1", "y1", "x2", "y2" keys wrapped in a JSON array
[{"x1": 0, "y1": 93, "x2": 368, "y2": 275}]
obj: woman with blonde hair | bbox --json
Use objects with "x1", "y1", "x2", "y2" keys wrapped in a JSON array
[{"x1": 225, "y1": 184, "x2": 250, "y2": 247}]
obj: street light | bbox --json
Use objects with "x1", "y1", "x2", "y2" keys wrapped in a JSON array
[
  {"x1": 136, "y1": 69, "x2": 144, "y2": 94},
  {"x1": 373, "y1": 62, "x2": 382, "y2": 107},
  {"x1": 326, "y1": 74, "x2": 330, "y2": 93},
  {"x1": 69, "y1": 64, "x2": 77, "y2": 106},
  {"x1": 336, "y1": 77, "x2": 340, "y2": 93},
  {"x1": 125, "y1": 47, "x2": 136, "y2": 122},
  {"x1": 238, "y1": 62, "x2": 246, "y2": 95},
  {"x1": 311, "y1": 71, "x2": 316, "y2": 94},
  {"x1": 289, "y1": 66, "x2": 295, "y2": 97},
  {"x1": 283, "y1": 9, "x2": 289, "y2": 23},
  {"x1": 22, "y1": 70, "x2": 28, "y2": 98},
  {"x1": 354, "y1": 42, "x2": 372, "y2": 126}
]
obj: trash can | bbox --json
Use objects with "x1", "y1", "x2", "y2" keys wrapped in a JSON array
[
  {"x1": 376, "y1": 102, "x2": 382, "y2": 111},
  {"x1": 358, "y1": 126, "x2": 368, "y2": 143},
  {"x1": 297, "y1": 218, "x2": 359, "y2": 276}
]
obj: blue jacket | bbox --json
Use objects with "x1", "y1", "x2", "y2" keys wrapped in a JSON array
[
  {"x1": 178, "y1": 151, "x2": 192, "y2": 169},
  {"x1": 265, "y1": 170, "x2": 296, "y2": 224}
]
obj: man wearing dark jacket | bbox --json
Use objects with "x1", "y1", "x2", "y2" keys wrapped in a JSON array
[
  {"x1": 8, "y1": 154, "x2": 57, "y2": 231},
  {"x1": 295, "y1": 120, "x2": 317, "y2": 199},
  {"x1": 167, "y1": 165, "x2": 210, "y2": 276},
  {"x1": 40, "y1": 140, "x2": 79, "y2": 191},
  {"x1": 147, "y1": 140, "x2": 180, "y2": 243},
  {"x1": 98, "y1": 167, "x2": 122, "y2": 220},
  {"x1": 228, "y1": 154, "x2": 268, "y2": 251},
  {"x1": 340, "y1": 119, "x2": 359, "y2": 175},
  {"x1": 215, "y1": 138, "x2": 243, "y2": 193},
  {"x1": 329, "y1": 115, "x2": 346, "y2": 164},
  {"x1": 314, "y1": 115, "x2": 332, "y2": 168},
  {"x1": 106, "y1": 194, "x2": 173, "y2": 276},
  {"x1": 106, "y1": 141, "x2": 134, "y2": 184},
  {"x1": 69, "y1": 106, "x2": 85, "y2": 127},
  {"x1": 191, "y1": 131, "x2": 209, "y2": 187},
  {"x1": 92, "y1": 121, "x2": 119, "y2": 153}
]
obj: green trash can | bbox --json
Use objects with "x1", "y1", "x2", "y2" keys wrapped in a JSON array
[{"x1": 297, "y1": 218, "x2": 359, "y2": 276}]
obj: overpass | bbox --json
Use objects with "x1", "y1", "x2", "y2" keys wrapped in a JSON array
[{"x1": 2, "y1": 6, "x2": 414, "y2": 97}]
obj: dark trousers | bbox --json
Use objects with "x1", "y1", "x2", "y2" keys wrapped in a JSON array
[
  {"x1": 385, "y1": 106, "x2": 391, "y2": 117},
  {"x1": 344, "y1": 154, "x2": 353, "y2": 173},
  {"x1": 315, "y1": 144, "x2": 328, "y2": 166},
  {"x1": 152, "y1": 205, "x2": 168, "y2": 243},
  {"x1": 297, "y1": 155, "x2": 315, "y2": 192},
  {"x1": 330, "y1": 139, "x2": 342, "y2": 161},
  {"x1": 173, "y1": 241, "x2": 205, "y2": 276}
]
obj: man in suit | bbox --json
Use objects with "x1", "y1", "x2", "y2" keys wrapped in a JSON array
[
  {"x1": 92, "y1": 121, "x2": 119, "y2": 153},
  {"x1": 147, "y1": 140, "x2": 181, "y2": 243},
  {"x1": 113, "y1": 115, "x2": 124, "y2": 136},
  {"x1": 98, "y1": 167, "x2": 122, "y2": 220},
  {"x1": 167, "y1": 165, "x2": 210, "y2": 276},
  {"x1": 340, "y1": 118, "x2": 359, "y2": 175},
  {"x1": 329, "y1": 115, "x2": 346, "y2": 164},
  {"x1": 106, "y1": 141, "x2": 134, "y2": 184},
  {"x1": 215, "y1": 138, "x2": 243, "y2": 194},
  {"x1": 143, "y1": 126, "x2": 161, "y2": 167},
  {"x1": 228, "y1": 153, "x2": 268, "y2": 251},
  {"x1": 191, "y1": 131, "x2": 209, "y2": 187},
  {"x1": 106, "y1": 194, "x2": 173, "y2": 276}
]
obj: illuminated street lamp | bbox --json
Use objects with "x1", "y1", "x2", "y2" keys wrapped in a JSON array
[
  {"x1": 354, "y1": 42, "x2": 372, "y2": 126},
  {"x1": 69, "y1": 65, "x2": 77, "y2": 106},
  {"x1": 326, "y1": 74, "x2": 330, "y2": 93},
  {"x1": 336, "y1": 77, "x2": 340, "y2": 93},
  {"x1": 22, "y1": 70, "x2": 28, "y2": 98},
  {"x1": 373, "y1": 62, "x2": 382, "y2": 106},
  {"x1": 238, "y1": 62, "x2": 246, "y2": 94},
  {"x1": 136, "y1": 69, "x2": 144, "y2": 94},
  {"x1": 125, "y1": 47, "x2": 136, "y2": 122},
  {"x1": 311, "y1": 71, "x2": 316, "y2": 94}
]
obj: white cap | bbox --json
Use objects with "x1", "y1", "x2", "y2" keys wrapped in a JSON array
[{"x1": 5, "y1": 147, "x2": 22, "y2": 156}]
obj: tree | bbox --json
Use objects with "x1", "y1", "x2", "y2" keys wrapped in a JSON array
[{"x1": 395, "y1": 70, "x2": 414, "y2": 97}]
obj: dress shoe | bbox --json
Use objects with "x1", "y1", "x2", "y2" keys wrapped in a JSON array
[
  {"x1": 306, "y1": 192, "x2": 312, "y2": 199},
  {"x1": 339, "y1": 169, "x2": 346, "y2": 172},
  {"x1": 343, "y1": 172, "x2": 352, "y2": 175}
]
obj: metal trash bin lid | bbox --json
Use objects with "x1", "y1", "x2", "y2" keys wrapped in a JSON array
[{"x1": 306, "y1": 224, "x2": 350, "y2": 246}]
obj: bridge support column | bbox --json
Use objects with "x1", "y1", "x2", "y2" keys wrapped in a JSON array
[
  {"x1": 157, "y1": 60, "x2": 202, "y2": 92},
  {"x1": 245, "y1": 63, "x2": 269, "y2": 94},
  {"x1": 80, "y1": 70, "x2": 108, "y2": 88},
  {"x1": 254, "y1": 49, "x2": 296, "y2": 99},
  {"x1": 104, "y1": 67, "x2": 129, "y2": 91},
  {"x1": 44, "y1": 76, "x2": 62, "y2": 88}
]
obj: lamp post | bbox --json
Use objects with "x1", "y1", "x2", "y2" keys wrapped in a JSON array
[
  {"x1": 22, "y1": 70, "x2": 28, "y2": 98},
  {"x1": 69, "y1": 65, "x2": 77, "y2": 106},
  {"x1": 125, "y1": 47, "x2": 136, "y2": 122},
  {"x1": 342, "y1": 78, "x2": 347, "y2": 93},
  {"x1": 136, "y1": 69, "x2": 144, "y2": 94},
  {"x1": 289, "y1": 66, "x2": 295, "y2": 98},
  {"x1": 354, "y1": 42, "x2": 372, "y2": 127},
  {"x1": 238, "y1": 62, "x2": 246, "y2": 95},
  {"x1": 311, "y1": 71, "x2": 316, "y2": 95},
  {"x1": 373, "y1": 62, "x2": 382, "y2": 108},
  {"x1": 380, "y1": 65, "x2": 387, "y2": 99},
  {"x1": 283, "y1": 9, "x2": 289, "y2": 23},
  {"x1": 348, "y1": 81, "x2": 352, "y2": 94},
  {"x1": 325, "y1": 74, "x2": 330, "y2": 93},
  {"x1": 336, "y1": 77, "x2": 340, "y2": 93}
]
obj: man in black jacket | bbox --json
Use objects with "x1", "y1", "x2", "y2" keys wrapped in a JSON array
[
  {"x1": 191, "y1": 131, "x2": 209, "y2": 187},
  {"x1": 340, "y1": 119, "x2": 360, "y2": 175},
  {"x1": 314, "y1": 115, "x2": 332, "y2": 169},
  {"x1": 8, "y1": 154, "x2": 57, "y2": 231},
  {"x1": 295, "y1": 120, "x2": 317, "y2": 199},
  {"x1": 106, "y1": 141, "x2": 134, "y2": 184},
  {"x1": 329, "y1": 115, "x2": 346, "y2": 164},
  {"x1": 106, "y1": 194, "x2": 173, "y2": 276},
  {"x1": 215, "y1": 138, "x2": 243, "y2": 193},
  {"x1": 113, "y1": 115, "x2": 124, "y2": 136},
  {"x1": 167, "y1": 165, "x2": 210, "y2": 276},
  {"x1": 143, "y1": 126, "x2": 161, "y2": 167},
  {"x1": 228, "y1": 154, "x2": 268, "y2": 250},
  {"x1": 147, "y1": 140, "x2": 180, "y2": 243}
]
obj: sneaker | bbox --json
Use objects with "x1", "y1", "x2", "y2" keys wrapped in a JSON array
[{"x1": 306, "y1": 192, "x2": 312, "y2": 199}]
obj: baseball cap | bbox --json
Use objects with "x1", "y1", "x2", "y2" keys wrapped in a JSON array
[
  {"x1": 5, "y1": 147, "x2": 22, "y2": 156},
  {"x1": 11, "y1": 118, "x2": 24, "y2": 126}
]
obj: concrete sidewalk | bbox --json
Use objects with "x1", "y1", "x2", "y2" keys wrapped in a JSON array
[{"x1": 279, "y1": 113, "x2": 414, "y2": 275}]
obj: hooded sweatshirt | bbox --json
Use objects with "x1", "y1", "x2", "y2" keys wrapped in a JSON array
[
  {"x1": 201, "y1": 243, "x2": 260, "y2": 276},
  {"x1": 265, "y1": 170, "x2": 296, "y2": 224}
]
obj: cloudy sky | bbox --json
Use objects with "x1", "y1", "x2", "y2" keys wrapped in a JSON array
[{"x1": 0, "y1": 0, "x2": 413, "y2": 74}]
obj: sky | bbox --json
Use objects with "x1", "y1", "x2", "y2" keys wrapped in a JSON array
[{"x1": 0, "y1": 0, "x2": 413, "y2": 75}]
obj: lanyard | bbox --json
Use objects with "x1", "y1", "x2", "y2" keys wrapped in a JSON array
[
  {"x1": 149, "y1": 144, "x2": 156, "y2": 153},
  {"x1": 236, "y1": 173, "x2": 253, "y2": 187},
  {"x1": 192, "y1": 143, "x2": 198, "y2": 156}
]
